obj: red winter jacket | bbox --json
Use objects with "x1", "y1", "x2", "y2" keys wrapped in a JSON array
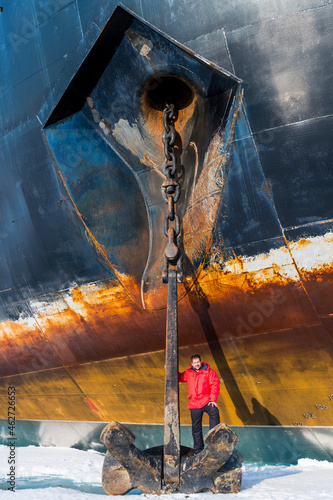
[{"x1": 178, "y1": 362, "x2": 220, "y2": 409}]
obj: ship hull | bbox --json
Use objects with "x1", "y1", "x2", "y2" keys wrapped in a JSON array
[{"x1": 0, "y1": 0, "x2": 333, "y2": 461}]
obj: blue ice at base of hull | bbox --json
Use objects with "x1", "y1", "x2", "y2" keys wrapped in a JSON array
[{"x1": 0, "y1": 419, "x2": 332, "y2": 465}]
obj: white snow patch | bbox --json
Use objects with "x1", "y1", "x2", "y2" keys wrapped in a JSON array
[{"x1": 1, "y1": 446, "x2": 333, "y2": 498}]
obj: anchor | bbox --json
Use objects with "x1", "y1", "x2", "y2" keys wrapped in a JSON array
[{"x1": 101, "y1": 103, "x2": 242, "y2": 495}]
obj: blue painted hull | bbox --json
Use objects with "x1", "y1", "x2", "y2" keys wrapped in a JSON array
[{"x1": 0, "y1": 0, "x2": 332, "y2": 461}]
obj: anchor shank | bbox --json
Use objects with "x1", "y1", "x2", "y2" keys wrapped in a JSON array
[{"x1": 164, "y1": 268, "x2": 180, "y2": 486}]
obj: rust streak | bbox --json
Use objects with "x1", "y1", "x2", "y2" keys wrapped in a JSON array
[{"x1": 57, "y1": 170, "x2": 141, "y2": 305}]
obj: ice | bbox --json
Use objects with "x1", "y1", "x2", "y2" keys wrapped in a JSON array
[{"x1": 1, "y1": 445, "x2": 333, "y2": 498}]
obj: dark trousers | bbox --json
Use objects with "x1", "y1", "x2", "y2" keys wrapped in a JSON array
[{"x1": 190, "y1": 403, "x2": 220, "y2": 451}]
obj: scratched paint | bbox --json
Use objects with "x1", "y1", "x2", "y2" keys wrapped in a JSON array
[
  {"x1": 182, "y1": 88, "x2": 240, "y2": 267},
  {"x1": 45, "y1": 15, "x2": 240, "y2": 311},
  {"x1": 1, "y1": 322, "x2": 333, "y2": 426},
  {"x1": 1, "y1": 232, "x2": 333, "y2": 353},
  {"x1": 288, "y1": 232, "x2": 333, "y2": 274},
  {"x1": 112, "y1": 117, "x2": 162, "y2": 169},
  {"x1": 126, "y1": 29, "x2": 153, "y2": 60}
]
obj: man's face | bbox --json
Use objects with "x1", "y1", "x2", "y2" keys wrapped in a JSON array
[{"x1": 192, "y1": 357, "x2": 202, "y2": 371}]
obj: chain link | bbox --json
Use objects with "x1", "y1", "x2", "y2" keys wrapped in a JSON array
[{"x1": 161, "y1": 104, "x2": 183, "y2": 284}]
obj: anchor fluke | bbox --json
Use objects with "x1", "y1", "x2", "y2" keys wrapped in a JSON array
[
  {"x1": 100, "y1": 421, "x2": 242, "y2": 494},
  {"x1": 101, "y1": 421, "x2": 162, "y2": 495},
  {"x1": 180, "y1": 423, "x2": 242, "y2": 493}
]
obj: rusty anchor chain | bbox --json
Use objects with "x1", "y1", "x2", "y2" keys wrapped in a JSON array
[
  {"x1": 100, "y1": 101, "x2": 242, "y2": 497},
  {"x1": 161, "y1": 103, "x2": 183, "y2": 285}
]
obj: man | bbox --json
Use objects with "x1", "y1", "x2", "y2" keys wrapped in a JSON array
[{"x1": 179, "y1": 354, "x2": 220, "y2": 453}]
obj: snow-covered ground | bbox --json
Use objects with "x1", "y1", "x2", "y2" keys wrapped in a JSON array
[{"x1": 1, "y1": 446, "x2": 333, "y2": 499}]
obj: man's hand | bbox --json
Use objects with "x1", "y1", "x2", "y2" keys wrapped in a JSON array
[{"x1": 208, "y1": 401, "x2": 218, "y2": 407}]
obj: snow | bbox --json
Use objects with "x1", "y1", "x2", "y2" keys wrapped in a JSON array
[{"x1": 1, "y1": 446, "x2": 333, "y2": 499}]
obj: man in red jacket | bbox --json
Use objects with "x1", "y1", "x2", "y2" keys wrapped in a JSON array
[{"x1": 179, "y1": 354, "x2": 220, "y2": 453}]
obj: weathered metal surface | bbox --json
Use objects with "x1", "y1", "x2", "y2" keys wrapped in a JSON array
[
  {"x1": 41, "y1": 8, "x2": 239, "y2": 313},
  {"x1": 0, "y1": 0, "x2": 333, "y2": 462},
  {"x1": 164, "y1": 269, "x2": 180, "y2": 485},
  {"x1": 100, "y1": 421, "x2": 242, "y2": 494},
  {"x1": 1, "y1": 250, "x2": 333, "y2": 425},
  {"x1": 180, "y1": 424, "x2": 242, "y2": 494}
]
